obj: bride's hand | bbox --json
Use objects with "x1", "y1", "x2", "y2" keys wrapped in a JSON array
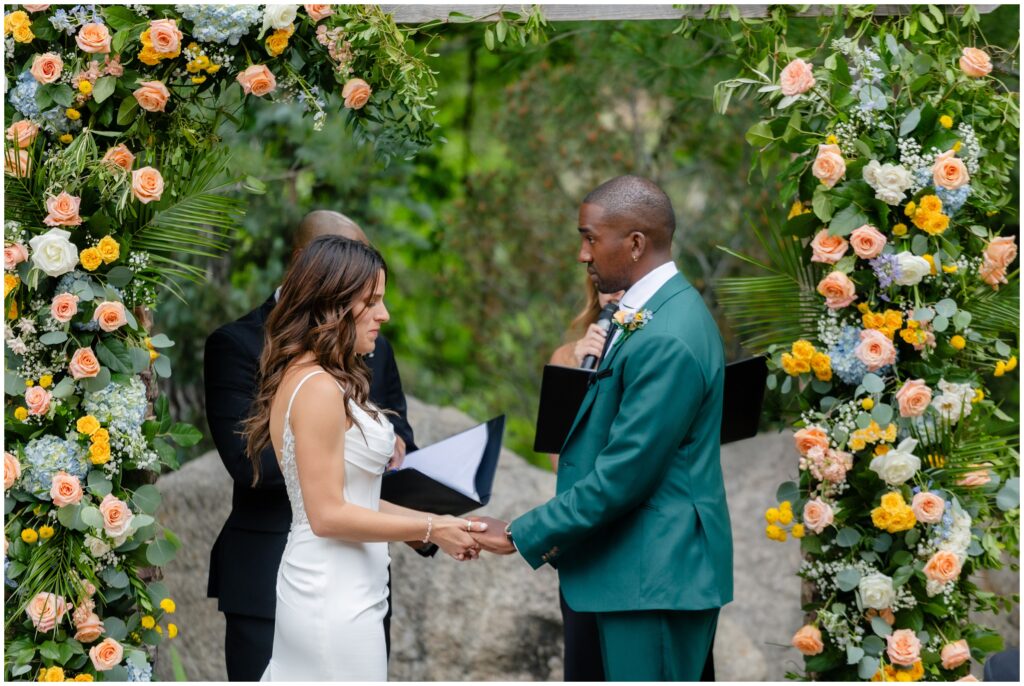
[
  {"x1": 430, "y1": 515, "x2": 487, "y2": 561},
  {"x1": 572, "y1": 323, "x2": 607, "y2": 366}
]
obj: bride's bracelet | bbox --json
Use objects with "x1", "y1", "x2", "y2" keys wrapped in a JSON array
[{"x1": 422, "y1": 515, "x2": 433, "y2": 543}]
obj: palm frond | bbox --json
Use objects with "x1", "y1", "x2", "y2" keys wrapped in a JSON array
[
  {"x1": 718, "y1": 274, "x2": 821, "y2": 351},
  {"x1": 967, "y1": 273, "x2": 1020, "y2": 338}
]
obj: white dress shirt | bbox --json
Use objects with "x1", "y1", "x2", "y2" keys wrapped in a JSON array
[{"x1": 608, "y1": 261, "x2": 679, "y2": 347}]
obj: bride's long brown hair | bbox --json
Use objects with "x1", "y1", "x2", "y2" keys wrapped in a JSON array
[{"x1": 241, "y1": 235, "x2": 387, "y2": 484}]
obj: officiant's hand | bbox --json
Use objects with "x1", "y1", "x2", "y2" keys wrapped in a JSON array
[
  {"x1": 572, "y1": 324, "x2": 608, "y2": 367},
  {"x1": 387, "y1": 435, "x2": 406, "y2": 471},
  {"x1": 467, "y1": 516, "x2": 516, "y2": 555},
  {"x1": 432, "y1": 515, "x2": 487, "y2": 561}
]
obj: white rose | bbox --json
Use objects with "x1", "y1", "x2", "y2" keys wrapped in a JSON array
[
  {"x1": 859, "y1": 572, "x2": 896, "y2": 610},
  {"x1": 85, "y1": 534, "x2": 111, "y2": 558},
  {"x1": 863, "y1": 160, "x2": 913, "y2": 205},
  {"x1": 938, "y1": 380, "x2": 974, "y2": 405},
  {"x1": 932, "y1": 393, "x2": 966, "y2": 423},
  {"x1": 262, "y1": 4, "x2": 297, "y2": 33},
  {"x1": 894, "y1": 251, "x2": 931, "y2": 286},
  {"x1": 869, "y1": 438, "x2": 921, "y2": 486},
  {"x1": 28, "y1": 228, "x2": 79, "y2": 277}
]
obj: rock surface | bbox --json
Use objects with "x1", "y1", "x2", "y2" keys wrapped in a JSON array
[{"x1": 153, "y1": 398, "x2": 1016, "y2": 680}]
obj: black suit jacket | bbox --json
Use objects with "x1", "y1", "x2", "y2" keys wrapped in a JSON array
[{"x1": 205, "y1": 295, "x2": 422, "y2": 618}]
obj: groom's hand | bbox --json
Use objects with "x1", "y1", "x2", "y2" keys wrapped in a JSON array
[{"x1": 467, "y1": 516, "x2": 516, "y2": 555}]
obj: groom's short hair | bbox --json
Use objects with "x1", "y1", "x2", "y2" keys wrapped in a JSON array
[
  {"x1": 293, "y1": 210, "x2": 369, "y2": 256},
  {"x1": 583, "y1": 175, "x2": 675, "y2": 249}
]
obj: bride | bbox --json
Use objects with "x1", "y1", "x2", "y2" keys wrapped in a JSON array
[{"x1": 242, "y1": 235, "x2": 487, "y2": 681}]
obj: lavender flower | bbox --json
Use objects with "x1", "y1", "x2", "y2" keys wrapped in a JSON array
[{"x1": 870, "y1": 253, "x2": 902, "y2": 290}]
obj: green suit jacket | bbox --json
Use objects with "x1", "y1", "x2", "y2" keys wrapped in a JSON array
[{"x1": 513, "y1": 272, "x2": 733, "y2": 612}]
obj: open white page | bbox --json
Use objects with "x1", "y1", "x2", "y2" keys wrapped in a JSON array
[{"x1": 399, "y1": 423, "x2": 489, "y2": 500}]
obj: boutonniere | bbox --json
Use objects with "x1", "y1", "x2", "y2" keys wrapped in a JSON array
[{"x1": 612, "y1": 309, "x2": 653, "y2": 338}]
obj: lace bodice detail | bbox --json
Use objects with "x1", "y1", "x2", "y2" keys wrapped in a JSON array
[{"x1": 279, "y1": 370, "x2": 396, "y2": 528}]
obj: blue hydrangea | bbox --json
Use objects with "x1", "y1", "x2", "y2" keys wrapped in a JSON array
[
  {"x1": 126, "y1": 659, "x2": 153, "y2": 682},
  {"x1": 84, "y1": 377, "x2": 148, "y2": 433},
  {"x1": 39, "y1": 106, "x2": 82, "y2": 136},
  {"x1": 935, "y1": 184, "x2": 971, "y2": 216},
  {"x1": 21, "y1": 436, "x2": 90, "y2": 499},
  {"x1": 9, "y1": 72, "x2": 41, "y2": 119},
  {"x1": 4, "y1": 558, "x2": 17, "y2": 590},
  {"x1": 176, "y1": 4, "x2": 262, "y2": 45},
  {"x1": 49, "y1": 5, "x2": 103, "y2": 34}
]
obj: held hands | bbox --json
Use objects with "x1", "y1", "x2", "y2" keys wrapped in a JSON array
[
  {"x1": 467, "y1": 516, "x2": 516, "y2": 555},
  {"x1": 572, "y1": 323, "x2": 608, "y2": 367},
  {"x1": 430, "y1": 515, "x2": 487, "y2": 561}
]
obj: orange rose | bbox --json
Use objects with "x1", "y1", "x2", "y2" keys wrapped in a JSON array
[
  {"x1": 809, "y1": 229, "x2": 849, "y2": 264},
  {"x1": 133, "y1": 80, "x2": 170, "y2": 112},
  {"x1": 983, "y1": 236, "x2": 1017, "y2": 270},
  {"x1": 6, "y1": 119, "x2": 39, "y2": 148},
  {"x1": 4, "y1": 451, "x2": 21, "y2": 490},
  {"x1": 816, "y1": 271, "x2": 857, "y2": 310},
  {"x1": 30, "y1": 52, "x2": 63, "y2": 84},
  {"x1": 148, "y1": 18, "x2": 182, "y2": 54},
  {"x1": 791, "y1": 625, "x2": 824, "y2": 655},
  {"x1": 812, "y1": 143, "x2": 846, "y2": 189},
  {"x1": 102, "y1": 144, "x2": 134, "y2": 172},
  {"x1": 779, "y1": 58, "x2": 816, "y2": 96},
  {"x1": 342, "y1": 77, "x2": 372, "y2": 109},
  {"x1": 43, "y1": 191, "x2": 83, "y2": 227},
  {"x1": 74, "y1": 611, "x2": 104, "y2": 643},
  {"x1": 305, "y1": 4, "x2": 335, "y2": 21},
  {"x1": 855, "y1": 329, "x2": 896, "y2": 371},
  {"x1": 941, "y1": 640, "x2": 970, "y2": 670},
  {"x1": 959, "y1": 47, "x2": 992, "y2": 78},
  {"x1": 51, "y1": 292, "x2": 80, "y2": 323},
  {"x1": 69, "y1": 347, "x2": 101, "y2": 379},
  {"x1": 131, "y1": 166, "x2": 164, "y2": 204},
  {"x1": 895, "y1": 379, "x2": 932, "y2": 417},
  {"x1": 99, "y1": 493, "x2": 134, "y2": 538},
  {"x1": 923, "y1": 550, "x2": 962, "y2": 584},
  {"x1": 932, "y1": 150, "x2": 969, "y2": 190},
  {"x1": 911, "y1": 492, "x2": 945, "y2": 524},
  {"x1": 793, "y1": 426, "x2": 829, "y2": 456},
  {"x1": 88, "y1": 637, "x2": 123, "y2": 671},
  {"x1": 957, "y1": 467, "x2": 991, "y2": 487},
  {"x1": 4, "y1": 149, "x2": 31, "y2": 177},
  {"x1": 979, "y1": 260, "x2": 1008, "y2": 290},
  {"x1": 26, "y1": 592, "x2": 68, "y2": 632},
  {"x1": 25, "y1": 385, "x2": 52, "y2": 416},
  {"x1": 92, "y1": 301, "x2": 128, "y2": 332},
  {"x1": 50, "y1": 471, "x2": 84, "y2": 507},
  {"x1": 802, "y1": 497, "x2": 834, "y2": 534},
  {"x1": 76, "y1": 23, "x2": 111, "y2": 53},
  {"x1": 236, "y1": 64, "x2": 277, "y2": 97},
  {"x1": 849, "y1": 224, "x2": 887, "y2": 260},
  {"x1": 886, "y1": 628, "x2": 922, "y2": 666}
]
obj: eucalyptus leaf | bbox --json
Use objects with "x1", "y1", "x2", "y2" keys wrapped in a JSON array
[
  {"x1": 935, "y1": 298, "x2": 958, "y2": 318},
  {"x1": 862, "y1": 636, "x2": 885, "y2": 657},
  {"x1": 106, "y1": 266, "x2": 134, "y2": 288},
  {"x1": 80, "y1": 506, "x2": 103, "y2": 529},
  {"x1": 913, "y1": 307, "x2": 935, "y2": 323},
  {"x1": 994, "y1": 340, "x2": 1011, "y2": 357},
  {"x1": 146, "y1": 538, "x2": 178, "y2": 566},
  {"x1": 932, "y1": 315, "x2": 949, "y2": 332},
  {"x1": 81, "y1": 368, "x2": 112, "y2": 393},
  {"x1": 87, "y1": 471, "x2": 112, "y2": 497},
  {"x1": 847, "y1": 645, "x2": 865, "y2": 666},
  {"x1": 51, "y1": 376, "x2": 76, "y2": 400},
  {"x1": 39, "y1": 331, "x2": 68, "y2": 345},
  {"x1": 871, "y1": 403, "x2": 894, "y2": 426},
  {"x1": 899, "y1": 107, "x2": 921, "y2": 136},
  {"x1": 862, "y1": 373, "x2": 886, "y2": 393},
  {"x1": 132, "y1": 485, "x2": 162, "y2": 515},
  {"x1": 153, "y1": 354, "x2": 172, "y2": 378},
  {"x1": 776, "y1": 481, "x2": 799, "y2": 504},
  {"x1": 911, "y1": 235, "x2": 929, "y2": 256},
  {"x1": 871, "y1": 615, "x2": 893, "y2": 637},
  {"x1": 858, "y1": 655, "x2": 880, "y2": 679},
  {"x1": 996, "y1": 477, "x2": 1019, "y2": 511},
  {"x1": 147, "y1": 333, "x2": 175, "y2": 348},
  {"x1": 836, "y1": 567, "x2": 862, "y2": 591},
  {"x1": 836, "y1": 527, "x2": 861, "y2": 547},
  {"x1": 131, "y1": 347, "x2": 152, "y2": 374}
]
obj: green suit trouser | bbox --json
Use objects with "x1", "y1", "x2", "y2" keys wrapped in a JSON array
[{"x1": 596, "y1": 608, "x2": 719, "y2": 681}]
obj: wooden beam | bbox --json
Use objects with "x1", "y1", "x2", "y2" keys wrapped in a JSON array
[{"x1": 381, "y1": 4, "x2": 999, "y2": 24}]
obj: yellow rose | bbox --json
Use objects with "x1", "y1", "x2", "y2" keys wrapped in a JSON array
[
  {"x1": 91, "y1": 428, "x2": 109, "y2": 445},
  {"x1": 919, "y1": 195, "x2": 942, "y2": 213},
  {"x1": 792, "y1": 358, "x2": 811, "y2": 375},
  {"x1": 13, "y1": 24, "x2": 34, "y2": 43},
  {"x1": 5, "y1": 10, "x2": 30, "y2": 31},
  {"x1": 810, "y1": 352, "x2": 831, "y2": 374},
  {"x1": 206, "y1": 63, "x2": 221, "y2": 74},
  {"x1": 904, "y1": 201, "x2": 917, "y2": 217},
  {"x1": 883, "y1": 424, "x2": 898, "y2": 442},
  {"x1": 871, "y1": 506, "x2": 892, "y2": 530},
  {"x1": 939, "y1": 115, "x2": 953, "y2": 129},
  {"x1": 74, "y1": 675, "x2": 95, "y2": 682},
  {"x1": 265, "y1": 30, "x2": 290, "y2": 57},
  {"x1": 89, "y1": 442, "x2": 111, "y2": 465},
  {"x1": 874, "y1": 444, "x2": 890, "y2": 456},
  {"x1": 77, "y1": 415, "x2": 100, "y2": 435},
  {"x1": 792, "y1": 340, "x2": 816, "y2": 361},
  {"x1": 97, "y1": 236, "x2": 120, "y2": 264},
  {"x1": 40, "y1": 666, "x2": 65, "y2": 682},
  {"x1": 15, "y1": 407, "x2": 29, "y2": 421},
  {"x1": 195, "y1": 55, "x2": 212, "y2": 70},
  {"x1": 892, "y1": 223, "x2": 908, "y2": 236},
  {"x1": 138, "y1": 45, "x2": 162, "y2": 66},
  {"x1": 21, "y1": 528, "x2": 38, "y2": 543},
  {"x1": 780, "y1": 352, "x2": 800, "y2": 376},
  {"x1": 952, "y1": 140, "x2": 962, "y2": 153},
  {"x1": 924, "y1": 214, "x2": 950, "y2": 236},
  {"x1": 849, "y1": 437, "x2": 866, "y2": 451},
  {"x1": 787, "y1": 200, "x2": 804, "y2": 220},
  {"x1": 880, "y1": 492, "x2": 905, "y2": 510},
  {"x1": 80, "y1": 248, "x2": 102, "y2": 272},
  {"x1": 186, "y1": 60, "x2": 202, "y2": 74},
  {"x1": 5, "y1": 273, "x2": 19, "y2": 297}
]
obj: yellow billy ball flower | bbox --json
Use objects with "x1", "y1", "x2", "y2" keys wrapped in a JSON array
[
  {"x1": 950, "y1": 335, "x2": 966, "y2": 350},
  {"x1": 79, "y1": 248, "x2": 103, "y2": 272},
  {"x1": 904, "y1": 201, "x2": 917, "y2": 217},
  {"x1": 154, "y1": 625, "x2": 163, "y2": 635},
  {"x1": 892, "y1": 223, "x2": 908, "y2": 236},
  {"x1": 79, "y1": 80, "x2": 93, "y2": 95},
  {"x1": 765, "y1": 507, "x2": 780, "y2": 524},
  {"x1": 779, "y1": 500, "x2": 792, "y2": 512},
  {"x1": 826, "y1": 134, "x2": 838, "y2": 145},
  {"x1": 66, "y1": 108, "x2": 81, "y2": 121},
  {"x1": 14, "y1": 407, "x2": 29, "y2": 421},
  {"x1": 972, "y1": 388, "x2": 984, "y2": 404},
  {"x1": 168, "y1": 623, "x2": 178, "y2": 639},
  {"x1": 1006, "y1": 355, "x2": 1018, "y2": 371},
  {"x1": 861, "y1": 397, "x2": 875, "y2": 410},
  {"x1": 141, "y1": 615, "x2": 156, "y2": 629},
  {"x1": 91, "y1": 428, "x2": 109, "y2": 445},
  {"x1": 791, "y1": 524, "x2": 805, "y2": 538},
  {"x1": 160, "y1": 598, "x2": 176, "y2": 613},
  {"x1": 59, "y1": 133, "x2": 73, "y2": 144},
  {"x1": 77, "y1": 415, "x2": 101, "y2": 436},
  {"x1": 97, "y1": 236, "x2": 120, "y2": 264},
  {"x1": 939, "y1": 115, "x2": 953, "y2": 129},
  {"x1": 777, "y1": 508, "x2": 793, "y2": 525},
  {"x1": 39, "y1": 375, "x2": 53, "y2": 388},
  {"x1": 25, "y1": 379, "x2": 34, "y2": 387},
  {"x1": 952, "y1": 140, "x2": 962, "y2": 153},
  {"x1": 38, "y1": 525, "x2": 55, "y2": 540},
  {"x1": 765, "y1": 524, "x2": 785, "y2": 541},
  {"x1": 191, "y1": 75, "x2": 207, "y2": 84},
  {"x1": 89, "y1": 441, "x2": 111, "y2": 465},
  {"x1": 994, "y1": 361, "x2": 1006, "y2": 377},
  {"x1": 21, "y1": 528, "x2": 38, "y2": 543},
  {"x1": 792, "y1": 340, "x2": 816, "y2": 361}
]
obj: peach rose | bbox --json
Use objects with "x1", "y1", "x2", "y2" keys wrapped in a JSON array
[
  {"x1": 51, "y1": 292, "x2": 80, "y2": 323},
  {"x1": 236, "y1": 64, "x2": 277, "y2": 97},
  {"x1": 4, "y1": 148, "x2": 31, "y2": 177},
  {"x1": 979, "y1": 260, "x2": 1009, "y2": 290},
  {"x1": 25, "y1": 592, "x2": 68, "y2": 632},
  {"x1": 7, "y1": 119, "x2": 39, "y2": 148},
  {"x1": 133, "y1": 80, "x2": 170, "y2": 112},
  {"x1": 25, "y1": 385, "x2": 52, "y2": 416},
  {"x1": 43, "y1": 191, "x2": 83, "y2": 227},
  {"x1": 76, "y1": 23, "x2": 111, "y2": 53},
  {"x1": 791, "y1": 625, "x2": 824, "y2": 655},
  {"x1": 148, "y1": 18, "x2": 182, "y2": 54},
  {"x1": 924, "y1": 550, "x2": 963, "y2": 584},
  {"x1": 74, "y1": 611, "x2": 104, "y2": 643},
  {"x1": 957, "y1": 675, "x2": 979, "y2": 682},
  {"x1": 895, "y1": 379, "x2": 932, "y2": 417},
  {"x1": 23, "y1": 5, "x2": 51, "y2": 11},
  {"x1": 855, "y1": 328, "x2": 896, "y2": 371},
  {"x1": 849, "y1": 224, "x2": 887, "y2": 259},
  {"x1": 911, "y1": 492, "x2": 945, "y2": 524},
  {"x1": 342, "y1": 77, "x2": 372, "y2": 109},
  {"x1": 99, "y1": 493, "x2": 134, "y2": 538},
  {"x1": 305, "y1": 4, "x2": 334, "y2": 21},
  {"x1": 93, "y1": 301, "x2": 128, "y2": 332},
  {"x1": 816, "y1": 271, "x2": 857, "y2": 310},
  {"x1": 4, "y1": 451, "x2": 22, "y2": 490},
  {"x1": 50, "y1": 471, "x2": 84, "y2": 507},
  {"x1": 131, "y1": 166, "x2": 164, "y2": 204},
  {"x1": 886, "y1": 628, "x2": 922, "y2": 666},
  {"x1": 793, "y1": 426, "x2": 830, "y2": 457},
  {"x1": 69, "y1": 347, "x2": 101, "y2": 379},
  {"x1": 802, "y1": 497, "x2": 834, "y2": 534},
  {"x1": 959, "y1": 47, "x2": 992, "y2": 78},
  {"x1": 812, "y1": 143, "x2": 846, "y2": 189},
  {"x1": 983, "y1": 236, "x2": 1017, "y2": 270},
  {"x1": 941, "y1": 640, "x2": 970, "y2": 670},
  {"x1": 780, "y1": 58, "x2": 816, "y2": 96},
  {"x1": 957, "y1": 467, "x2": 991, "y2": 487},
  {"x1": 89, "y1": 637, "x2": 123, "y2": 671},
  {"x1": 30, "y1": 52, "x2": 63, "y2": 84},
  {"x1": 810, "y1": 229, "x2": 848, "y2": 264},
  {"x1": 932, "y1": 150, "x2": 969, "y2": 190},
  {"x1": 102, "y1": 144, "x2": 134, "y2": 172},
  {"x1": 5, "y1": 242, "x2": 28, "y2": 270}
]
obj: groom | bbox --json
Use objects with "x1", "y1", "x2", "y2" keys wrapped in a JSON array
[{"x1": 475, "y1": 176, "x2": 733, "y2": 680}]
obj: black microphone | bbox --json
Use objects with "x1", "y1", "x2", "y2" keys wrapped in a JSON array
[{"x1": 581, "y1": 301, "x2": 620, "y2": 370}]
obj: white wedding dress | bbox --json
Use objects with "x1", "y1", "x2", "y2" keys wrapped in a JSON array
[{"x1": 261, "y1": 370, "x2": 396, "y2": 682}]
